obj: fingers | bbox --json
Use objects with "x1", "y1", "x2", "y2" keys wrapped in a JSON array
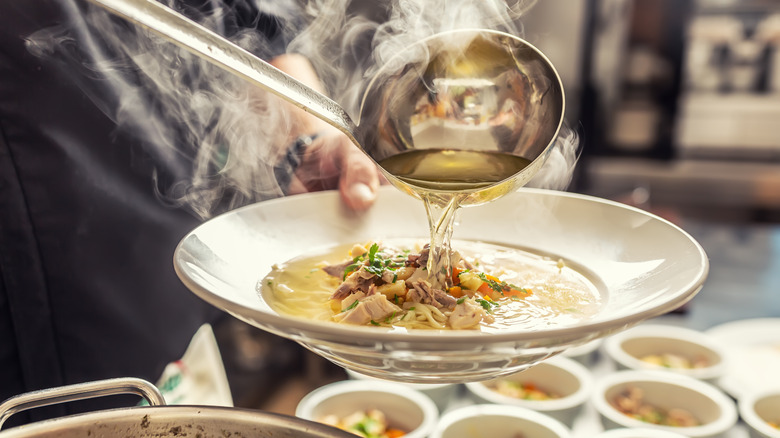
[
  {"x1": 268, "y1": 54, "x2": 381, "y2": 210},
  {"x1": 289, "y1": 133, "x2": 381, "y2": 210},
  {"x1": 338, "y1": 145, "x2": 380, "y2": 211}
]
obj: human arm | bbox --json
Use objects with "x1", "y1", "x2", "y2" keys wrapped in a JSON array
[{"x1": 269, "y1": 53, "x2": 381, "y2": 210}]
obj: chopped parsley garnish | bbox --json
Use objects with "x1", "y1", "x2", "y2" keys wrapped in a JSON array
[
  {"x1": 342, "y1": 263, "x2": 361, "y2": 280},
  {"x1": 346, "y1": 243, "x2": 405, "y2": 279},
  {"x1": 477, "y1": 272, "x2": 505, "y2": 293},
  {"x1": 369, "y1": 320, "x2": 380, "y2": 326},
  {"x1": 341, "y1": 300, "x2": 359, "y2": 313},
  {"x1": 365, "y1": 262, "x2": 385, "y2": 277},
  {"x1": 367, "y1": 243, "x2": 379, "y2": 262},
  {"x1": 475, "y1": 298, "x2": 499, "y2": 312},
  {"x1": 456, "y1": 297, "x2": 467, "y2": 304}
]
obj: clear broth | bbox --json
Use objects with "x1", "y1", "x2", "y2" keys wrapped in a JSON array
[{"x1": 261, "y1": 239, "x2": 603, "y2": 332}]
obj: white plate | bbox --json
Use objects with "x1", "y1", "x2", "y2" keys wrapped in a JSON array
[
  {"x1": 705, "y1": 318, "x2": 780, "y2": 399},
  {"x1": 173, "y1": 187, "x2": 708, "y2": 383}
]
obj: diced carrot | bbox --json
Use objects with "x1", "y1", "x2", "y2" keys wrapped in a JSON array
[
  {"x1": 476, "y1": 274, "x2": 502, "y2": 294},
  {"x1": 386, "y1": 428, "x2": 406, "y2": 438},
  {"x1": 477, "y1": 282, "x2": 492, "y2": 294},
  {"x1": 505, "y1": 288, "x2": 533, "y2": 298},
  {"x1": 448, "y1": 286, "x2": 464, "y2": 298},
  {"x1": 451, "y1": 268, "x2": 462, "y2": 285}
]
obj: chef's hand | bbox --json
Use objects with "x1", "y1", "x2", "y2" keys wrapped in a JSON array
[{"x1": 269, "y1": 54, "x2": 381, "y2": 210}]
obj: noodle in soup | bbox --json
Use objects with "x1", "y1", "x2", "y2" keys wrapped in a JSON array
[{"x1": 261, "y1": 239, "x2": 602, "y2": 331}]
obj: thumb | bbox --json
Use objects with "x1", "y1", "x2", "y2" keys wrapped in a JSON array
[{"x1": 339, "y1": 146, "x2": 381, "y2": 211}]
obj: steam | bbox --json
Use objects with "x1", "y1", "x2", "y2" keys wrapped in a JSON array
[
  {"x1": 25, "y1": 0, "x2": 577, "y2": 219},
  {"x1": 289, "y1": 0, "x2": 538, "y2": 117},
  {"x1": 527, "y1": 125, "x2": 580, "y2": 191}
]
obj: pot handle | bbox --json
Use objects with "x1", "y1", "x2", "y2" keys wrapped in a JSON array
[{"x1": 0, "y1": 377, "x2": 166, "y2": 430}]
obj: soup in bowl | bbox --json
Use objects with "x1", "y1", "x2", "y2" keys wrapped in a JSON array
[
  {"x1": 174, "y1": 187, "x2": 708, "y2": 382},
  {"x1": 262, "y1": 239, "x2": 602, "y2": 331}
]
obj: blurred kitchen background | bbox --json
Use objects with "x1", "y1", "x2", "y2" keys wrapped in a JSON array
[
  {"x1": 569, "y1": 0, "x2": 780, "y2": 223},
  {"x1": 213, "y1": 0, "x2": 780, "y2": 414}
]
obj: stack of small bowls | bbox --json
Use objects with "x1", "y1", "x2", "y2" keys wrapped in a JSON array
[
  {"x1": 297, "y1": 321, "x2": 778, "y2": 437},
  {"x1": 597, "y1": 324, "x2": 737, "y2": 437},
  {"x1": 603, "y1": 324, "x2": 727, "y2": 384},
  {"x1": 432, "y1": 404, "x2": 572, "y2": 438},
  {"x1": 344, "y1": 369, "x2": 458, "y2": 413},
  {"x1": 464, "y1": 356, "x2": 593, "y2": 427},
  {"x1": 295, "y1": 380, "x2": 439, "y2": 438},
  {"x1": 591, "y1": 370, "x2": 737, "y2": 437},
  {"x1": 739, "y1": 388, "x2": 780, "y2": 438}
]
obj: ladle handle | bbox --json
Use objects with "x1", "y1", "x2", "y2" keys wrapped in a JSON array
[{"x1": 85, "y1": 0, "x2": 359, "y2": 143}]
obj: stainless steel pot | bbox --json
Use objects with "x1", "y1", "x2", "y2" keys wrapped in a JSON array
[{"x1": 0, "y1": 378, "x2": 353, "y2": 438}]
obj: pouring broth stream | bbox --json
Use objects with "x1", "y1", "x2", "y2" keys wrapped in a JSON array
[{"x1": 379, "y1": 149, "x2": 533, "y2": 290}]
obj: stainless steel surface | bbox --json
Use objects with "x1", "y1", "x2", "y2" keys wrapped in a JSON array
[
  {"x1": 0, "y1": 378, "x2": 165, "y2": 430},
  {"x1": 86, "y1": 0, "x2": 564, "y2": 199},
  {"x1": 0, "y1": 379, "x2": 353, "y2": 438},
  {"x1": 0, "y1": 405, "x2": 354, "y2": 438},
  {"x1": 85, "y1": 0, "x2": 356, "y2": 141}
]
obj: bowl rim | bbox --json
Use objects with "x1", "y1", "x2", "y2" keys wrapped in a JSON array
[
  {"x1": 174, "y1": 187, "x2": 709, "y2": 344},
  {"x1": 344, "y1": 369, "x2": 454, "y2": 390},
  {"x1": 562, "y1": 338, "x2": 603, "y2": 359},
  {"x1": 603, "y1": 324, "x2": 727, "y2": 380},
  {"x1": 591, "y1": 370, "x2": 737, "y2": 437},
  {"x1": 738, "y1": 388, "x2": 780, "y2": 437},
  {"x1": 431, "y1": 403, "x2": 572, "y2": 438},
  {"x1": 294, "y1": 380, "x2": 439, "y2": 438},
  {"x1": 704, "y1": 317, "x2": 780, "y2": 399},
  {"x1": 463, "y1": 356, "x2": 593, "y2": 410},
  {"x1": 593, "y1": 427, "x2": 688, "y2": 437}
]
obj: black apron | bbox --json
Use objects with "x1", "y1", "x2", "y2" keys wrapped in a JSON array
[{"x1": 0, "y1": 0, "x2": 284, "y2": 423}]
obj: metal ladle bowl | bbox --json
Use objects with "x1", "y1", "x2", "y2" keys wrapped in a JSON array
[{"x1": 86, "y1": 0, "x2": 565, "y2": 204}]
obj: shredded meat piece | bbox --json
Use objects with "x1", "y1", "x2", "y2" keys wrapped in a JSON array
[
  {"x1": 417, "y1": 246, "x2": 430, "y2": 267},
  {"x1": 449, "y1": 300, "x2": 493, "y2": 329},
  {"x1": 404, "y1": 266, "x2": 428, "y2": 285},
  {"x1": 381, "y1": 270, "x2": 396, "y2": 284},
  {"x1": 405, "y1": 245, "x2": 430, "y2": 268},
  {"x1": 333, "y1": 292, "x2": 401, "y2": 325},
  {"x1": 406, "y1": 280, "x2": 457, "y2": 309},
  {"x1": 322, "y1": 260, "x2": 352, "y2": 278},
  {"x1": 329, "y1": 266, "x2": 377, "y2": 300}
]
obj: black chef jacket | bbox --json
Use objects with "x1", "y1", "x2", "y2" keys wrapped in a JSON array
[{"x1": 0, "y1": 0, "x2": 284, "y2": 423}]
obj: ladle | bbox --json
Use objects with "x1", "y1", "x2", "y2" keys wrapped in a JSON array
[{"x1": 85, "y1": 0, "x2": 565, "y2": 206}]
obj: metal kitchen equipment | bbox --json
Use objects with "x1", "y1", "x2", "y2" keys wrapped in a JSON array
[
  {"x1": 84, "y1": 0, "x2": 565, "y2": 202},
  {"x1": 0, "y1": 378, "x2": 353, "y2": 438}
]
